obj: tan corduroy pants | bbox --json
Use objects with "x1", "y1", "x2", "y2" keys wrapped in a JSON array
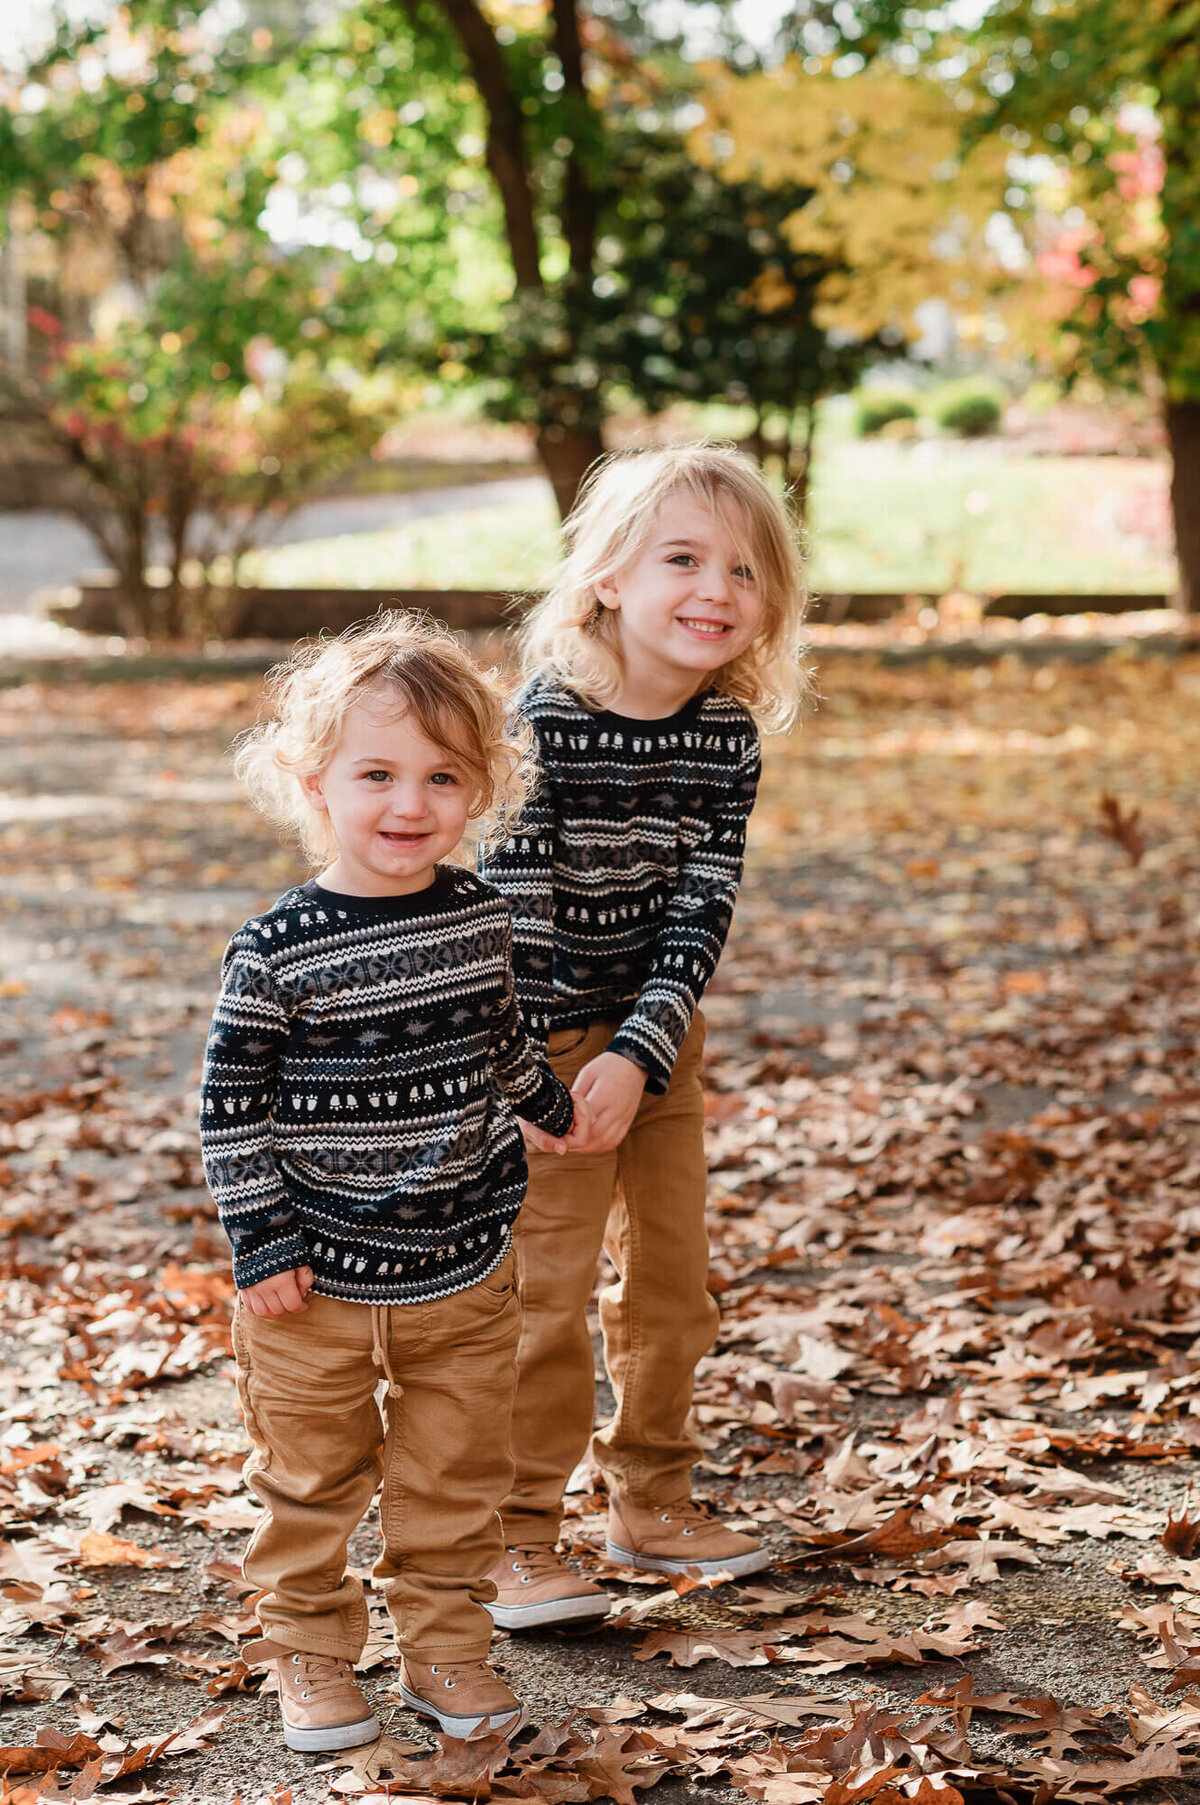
[
  {"x1": 232, "y1": 1250, "x2": 519, "y2": 1663},
  {"x1": 500, "y1": 1014, "x2": 719, "y2": 1546}
]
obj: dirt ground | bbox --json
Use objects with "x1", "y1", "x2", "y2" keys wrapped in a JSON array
[{"x1": 2, "y1": 648, "x2": 1200, "y2": 1802}]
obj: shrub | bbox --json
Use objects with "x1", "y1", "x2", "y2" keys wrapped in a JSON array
[
  {"x1": 855, "y1": 390, "x2": 919, "y2": 436},
  {"x1": 28, "y1": 327, "x2": 390, "y2": 639},
  {"x1": 929, "y1": 379, "x2": 1005, "y2": 438}
]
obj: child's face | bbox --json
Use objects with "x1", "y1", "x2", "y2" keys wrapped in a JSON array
[
  {"x1": 300, "y1": 696, "x2": 474, "y2": 896},
  {"x1": 594, "y1": 492, "x2": 765, "y2": 697}
]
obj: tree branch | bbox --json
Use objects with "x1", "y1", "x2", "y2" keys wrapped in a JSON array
[
  {"x1": 551, "y1": 0, "x2": 599, "y2": 283},
  {"x1": 404, "y1": 0, "x2": 543, "y2": 289}
]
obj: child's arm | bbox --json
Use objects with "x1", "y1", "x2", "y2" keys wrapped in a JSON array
[
  {"x1": 603, "y1": 730, "x2": 762, "y2": 1099},
  {"x1": 199, "y1": 932, "x2": 311, "y2": 1297},
  {"x1": 488, "y1": 913, "x2": 575, "y2": 1143},
  {"x1": 477, "y1": 734, "x2": 557, "y2": 1058}
]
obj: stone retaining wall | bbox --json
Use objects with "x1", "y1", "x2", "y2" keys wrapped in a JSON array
[{"x1": 48, "y1": 583, "x2": 1176, "y2": 638}]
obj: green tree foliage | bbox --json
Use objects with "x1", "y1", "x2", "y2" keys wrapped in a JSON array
[
  {"x1": 376, "y1": 0, "x2": 639, "y2": 515},
  {"x1": 825, "y1": 0, "x2": 1200, "y2": 608},
  {"x1": 251, "y1": 10, "x2": 508, "y2": 367},
  {"x1": 378, "y1": 2, "x2": 882, "y2": 517},
  {"x1": 0, "y1": 4, "x2": 391, "y2": 635},
  {"x1": 973, "y1": 0, "x2": 1200, "y2": 607},
  {"x1": 587, "y1": 138, "x2": 883, "y2": 517}
]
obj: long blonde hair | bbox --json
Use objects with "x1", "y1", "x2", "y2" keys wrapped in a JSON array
[
  {"x1": 520, "y1": 443, "x2": 810, "y2": 730},
  {"x1": 234, "y1": 610, "x2": 530, "y2": 866}
]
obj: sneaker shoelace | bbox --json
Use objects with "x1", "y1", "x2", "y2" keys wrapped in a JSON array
[
  {"x1": 428, "y1": 1661, "x2": 506, "y2": 1697},
  {"x1": 504, "y1": 1544, "x2": 573, "y2": 1582},
  {"x1": 287, "y1": 1651, "x2": 357, "y2": 1702},
  {"x1": 654, "y1": 1497, "x2": 723, "y2": 1538}
]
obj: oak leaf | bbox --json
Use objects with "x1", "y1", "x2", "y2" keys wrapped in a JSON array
[
  {"x1": 327, "y1": 1730, "x2": 508, "y2": 1798},
  {"x1": 1163, "y1": 1497, "x2": 1200, "y2": 1559},
  {"x1": 635, "y1": 1628, "x2": 776, "y2": 1667},
  {"x1": 76, "y1": 1531, "x2": 178, "y2": 1569}
]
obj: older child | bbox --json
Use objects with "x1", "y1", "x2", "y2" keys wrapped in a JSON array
[
  {"x1": 479, "y1": 444, "x2": 807, "y2": 1627},
  {"x1": 199, "y1": 614, "x2": 575, "y2": 1750}
]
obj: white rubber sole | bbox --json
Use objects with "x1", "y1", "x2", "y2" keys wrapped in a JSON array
[
  {"x1": 605, "y1": 1539, "x2": 772, "y2": 1578},
  {"x1": 486, "y1": 1589, "x2": 612, "y2": 1631},
  {"x1": 281, "y1": 1710, "x2": 381, "y2": 1752},
  {"x1": 397, "y1": 1684, "x2": 526, "y2": 1741}
]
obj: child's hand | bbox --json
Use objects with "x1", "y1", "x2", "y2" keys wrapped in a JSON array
[
  {"x1": 561, "y1": 1095, "x2": 594, "y2": 1152},
  {"x1": 516, "y1": 1116, "x2": 569, "y2": 1157},
  {"x1": 240, "y1": 1266, "x2": 314, "y2": 1318},
  {"x1": 517, "y1": 1094, "x2": 595, "y2": 1156},
  {"x1": 570, "y1": 1051, "x2": 646, "y2": 1153}
]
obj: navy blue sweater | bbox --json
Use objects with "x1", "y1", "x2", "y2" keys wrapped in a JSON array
[
  {"x1": 479, "y1": 677, "x2": 760, "y2": 1093},
  {"x1": 199, "y1": 866, "x2": 573, "y2": 1302}
]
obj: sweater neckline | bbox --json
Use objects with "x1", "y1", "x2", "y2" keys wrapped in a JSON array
[
  {"x1": 301, "y1": 865, "x2": 457, "y2": 917},
  {"x1": 587, "y1": 689, "x2": 709, "y2": 732}
]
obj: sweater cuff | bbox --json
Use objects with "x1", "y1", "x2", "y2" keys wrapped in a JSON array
[
  {"x1": 522, "y1": 1069, "x2": 575, "y2": 1138},
  {"x1": 606, "y1": 1026, "x2": 673, "y2": 1097},
  {"x1": 231, "y1": 1230, "x2": 311, "y2": 1293}
]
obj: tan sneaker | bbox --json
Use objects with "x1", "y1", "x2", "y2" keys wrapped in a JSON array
[
  {"x1": 397, "y1": 1656, "x2": 525, "y2": 1740},
  {"x1": 486, "y1": 1544, "x2": 611, "y2": 1630},
  {"x1": 273, "y1": 1649, "x2": 381, "y2": 1753},
  {"x1": 606, "y1": 1495, "x2": 771, "y2": 1577}
]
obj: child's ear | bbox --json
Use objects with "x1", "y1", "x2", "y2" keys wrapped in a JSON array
[
  {"x1": 298, "y1": 772, "x2": 328, "y2": 812},
  {"x1": 593, "y1": 577, "x2": 621, "y2": 612}
]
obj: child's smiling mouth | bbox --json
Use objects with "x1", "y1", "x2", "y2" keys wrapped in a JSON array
[{"x1": 678, "y1": 618, "x2": 731, "y2": 637}]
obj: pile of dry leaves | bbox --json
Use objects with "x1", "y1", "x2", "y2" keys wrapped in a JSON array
[{"x1": 1, "y1": 650, "x2": 1199, "y2": 1802}]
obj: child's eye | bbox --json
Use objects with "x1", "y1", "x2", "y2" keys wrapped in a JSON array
[
  {"x1": 429, "y1": 771, "x2": 460, "y2": 786},
  {"x1": 668, "y1": 553, "x2": 697, "y2": 567},
  {"x1": 733, "y1": 565, "x2": 755, "y2": 582},
  {"x1": 362, "y1": 770, "x2": 391, "y2": 782}
]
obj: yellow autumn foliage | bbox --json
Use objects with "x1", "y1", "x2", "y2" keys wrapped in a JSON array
[{"x1": 689, "y1": 61, "x2": 1011, "y2": 339}]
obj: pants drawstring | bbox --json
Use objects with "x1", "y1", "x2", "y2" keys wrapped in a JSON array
[{"x1": 370, "y1": 1303, "x2": 397, "y2": 1390}]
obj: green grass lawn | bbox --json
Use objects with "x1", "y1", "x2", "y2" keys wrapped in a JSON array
[
  {"x1": 246, "y1": 444, "x2": 1177, "y2": 596},
  {"x1": 248, "y1": 493, "x2": 563, "y2": 594}
]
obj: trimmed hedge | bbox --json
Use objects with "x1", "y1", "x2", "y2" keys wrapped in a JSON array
[
  {"x1": 856, "y1": 390, "x2": 919, "y2": 436},
  {"x1": 928, "y1": 379, "x2": 1005, "y2": 437}
]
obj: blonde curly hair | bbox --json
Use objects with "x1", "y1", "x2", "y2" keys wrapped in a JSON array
[
  {"x1": 234, "y1": 610, "x2": 530, "y2": 867},
  {"x1": 520, "y1": 443, "x2": 810, "y2": 731}
]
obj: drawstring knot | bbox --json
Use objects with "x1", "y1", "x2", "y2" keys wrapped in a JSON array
[{"x1": 370, "y1": 1303, "x2": 397, "y2": 1388}]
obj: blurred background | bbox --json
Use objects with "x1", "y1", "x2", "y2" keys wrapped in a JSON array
[
  {"x1": 4, "y1": 13, "x2": 1200, "y2": 1785},
  {"x1": 0, "y1": 0, "x2": 1193, "y2": 651}
]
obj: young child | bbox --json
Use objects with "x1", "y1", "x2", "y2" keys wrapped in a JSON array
[
  {"x1": 199, "y1": 613, "x2": 577, "y2": 1751},
  {"x1": 478, "y1": 444, "x2": 807, "y2": 1627}
]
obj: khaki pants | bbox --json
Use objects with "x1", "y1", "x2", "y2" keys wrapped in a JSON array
[
  {"x1": 232, "y1": 1251, "x2": 519, "y2": 1663},
  {"x1": 500, "y1": 1014, "x2": 719, "y2": 1546}
]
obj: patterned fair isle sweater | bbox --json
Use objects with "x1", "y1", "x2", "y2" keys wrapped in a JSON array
[
  {"x1": 199, "y1": 866, "x2": 574, "y2": 1303},
  {"x1": 478, "y1": 676, "x2": 761, "y2": 1094}
]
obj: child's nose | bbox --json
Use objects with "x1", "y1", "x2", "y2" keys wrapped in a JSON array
[
  {"x1": 698, "y1": 563, "x2": 733, "y2": 602},
  {"x1": 389, "y1": 782, "x2": 427, "y2": 817}
]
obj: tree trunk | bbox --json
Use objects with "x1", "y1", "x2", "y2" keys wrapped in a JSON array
[
  {"x1": 550, "y1": 0, "x2": 598, "y2": 283},
  {"x1": 163, "y1": 457, "x2": 197, "y2": 638},
  {"x1": 1166, "y1": 399, "x2": 1200, "y2": 613},
  {"x1": 745, "y1": 406, "x2": 769, "y2": 470},
  {"x1": 431, "y1": 0, "x2": 543, "y2": 288},
  {"x1": 423, "y1": 0, "x2": 605, "y2": 522},
  {"x1": 536, "y1": 420, "x2": 605, "y2": 520},
  {"x1": 786, "y1": 401, "x2": 818, "y2": 529},
  {"x1": 115, "y1": 524, "x2": 154, "y2": 638}
]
